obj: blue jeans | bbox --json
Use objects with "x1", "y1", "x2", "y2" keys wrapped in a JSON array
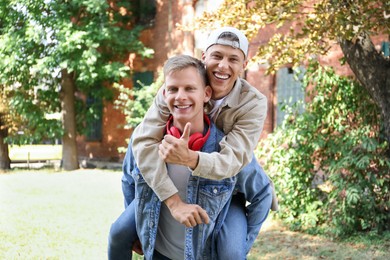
[
  {"x1": 108, "y1": 194, "x2": 247, "y2": 260},
  {"x1": 217, "y1": 193, "x2": 247, "y2": 259},
  {"x1": 108, "y1": 200, "x2": 137, "y2": 260}
]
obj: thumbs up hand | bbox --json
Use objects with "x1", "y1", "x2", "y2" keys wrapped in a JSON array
[
  {"x1": 159, "y1": 122, "x2": 199, "y2": 169},
  {"x1": 180, "y1": 122, "x2": 191, "y2": 143}
]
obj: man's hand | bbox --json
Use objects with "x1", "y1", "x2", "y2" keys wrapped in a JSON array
[
  {"x1": 159, "y1": 123, "x2": 199, "y2": 169},
  {"x1": 164, "y1": 193, "x2": 209, "y2": 228}
]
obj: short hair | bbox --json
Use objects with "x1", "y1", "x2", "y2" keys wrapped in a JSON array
[{"x1": 163, "y1": 55, "x2": 208, "y2": 86}]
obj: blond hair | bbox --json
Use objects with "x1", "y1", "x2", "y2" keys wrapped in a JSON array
[{"x1": 163, "y1": 55, "x2": 208, "y2": 86}]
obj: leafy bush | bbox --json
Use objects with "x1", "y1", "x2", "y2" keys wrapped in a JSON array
[
  {"x1": 113, "y1": 72, "x2": 162, "y2": 152},
  {"x1": 114, "y1": 72, "x2": 163, "y2": 129},
  {"x1": 256, "y1": 63, "x2": 390, "y2": 236}
]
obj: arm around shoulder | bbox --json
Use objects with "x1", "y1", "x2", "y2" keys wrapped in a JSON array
[
  {"x1": 132, "y1": 87, "x2": 178, "y2": 201},
  {"x1": 192, "y1": 88, "x2": 267, "y2": 180}
]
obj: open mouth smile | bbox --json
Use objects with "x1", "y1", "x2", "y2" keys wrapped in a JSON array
[
  {"x1": 214, "y1": 72, "x2": 230, "y2": 80},
  {"x1": 175, "y1": 105, "x2": 192, "y2": 109}
]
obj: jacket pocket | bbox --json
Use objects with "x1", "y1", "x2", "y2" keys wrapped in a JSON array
[{"x1": 197, "y1": 180, "x2": 234, "y2": 221}]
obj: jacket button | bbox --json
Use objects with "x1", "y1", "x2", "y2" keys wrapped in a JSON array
[{"x1": 213, "y1": 188, "x2": 218, "y2": 194}]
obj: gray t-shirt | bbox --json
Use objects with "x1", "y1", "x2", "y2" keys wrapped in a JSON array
[{"x1": 154, "y1": 164, "x2": 191, "y2": 260}]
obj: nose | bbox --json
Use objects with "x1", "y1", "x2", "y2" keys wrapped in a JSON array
[
  {"x1": 218, "y1": 57, "x2": 229, "y2": 70},
  {"x1": 176, "y1": 88, "x2": 187, "y2": 100}
]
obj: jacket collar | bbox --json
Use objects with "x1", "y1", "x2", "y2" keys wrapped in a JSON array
[{"x1": 222, "y1": 78, "x2": 242, "y2": 108}]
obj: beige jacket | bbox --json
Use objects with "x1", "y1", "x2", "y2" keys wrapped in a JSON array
[{"x1": 132, "y1": 78, "x2": 278, "y2": 210}]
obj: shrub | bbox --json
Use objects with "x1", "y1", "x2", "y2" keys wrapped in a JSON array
[
  {"x1": 113, "y1": 72, "x2": 162, "y2": 153},
  {"x1": 256, "y1": 62, "x2": 390, "y2": 236},
  {"x1": 114, "y1": 72, "x2": 163, "y2": 129}
]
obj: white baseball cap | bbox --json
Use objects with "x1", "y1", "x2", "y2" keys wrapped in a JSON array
[{"x1": 204, "y1": 27, "x2": 249, "y2": 58}]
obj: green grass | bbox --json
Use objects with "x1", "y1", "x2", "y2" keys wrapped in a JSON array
[
  {"x1": 1, "y1": 170, "x2": 389, "y2": 260},
  {"x1": 9, "y1": 145, "x2": 62, "y2": 161},
  {"x1": 0, "y1": 169, "x2": 123, "y2": 259}
]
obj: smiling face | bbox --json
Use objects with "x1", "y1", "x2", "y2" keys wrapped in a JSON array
[
  {"x1": 202, "y1": 44, "x2": 247, "y2": 99},
  {"x1": 163, "y1": 66, "x2": 212, "y2": 133}
]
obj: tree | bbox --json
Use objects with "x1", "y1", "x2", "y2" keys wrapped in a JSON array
[
  {"x1": 190, "y1": 0, "x2": 390, "y2": 149},
  {"x1": 0, "y1": 86, "x2": 11, "y2": 169},
  {"x1": 0, "y1": 0, "x2": 153, "y2": 170},
  {"x1": 0, "y1": 118, "x2": 10, "y2": 170}
]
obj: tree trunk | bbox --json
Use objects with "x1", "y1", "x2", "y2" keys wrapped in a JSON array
[
  {"x1": 0, "y1": 124, "x2": 11, "y2": 170},
  {"x1": 60, "y1": 69, "x2": 79, "y2": 170},
  {"x1": 340, "y1": 32, "x2": 390, "y2": 150}
]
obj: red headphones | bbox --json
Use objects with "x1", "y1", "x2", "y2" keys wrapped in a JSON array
[{"x1": 166, "y1": 114, "x2": 211, "y2": 151}]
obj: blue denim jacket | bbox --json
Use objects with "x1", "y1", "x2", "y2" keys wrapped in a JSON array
[{"x1": 122, "y1": 121, "x2": 272, "y2": 259}]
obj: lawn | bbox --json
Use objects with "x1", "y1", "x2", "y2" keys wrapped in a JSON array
[
  {"x1": 0, "y1": 169, "x2": 389, "y2": 260},
  {"x1": 0, "y1": 169, "x2": 123, "y2": 260}
]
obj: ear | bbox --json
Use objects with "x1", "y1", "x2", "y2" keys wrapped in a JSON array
[
  {"x1": 162, "y1": 88, "x2": 167, "y2": 99},
  {"x1": 201, "y1": 52, "x2": 206, "y2": 62},
  {"x1": 242, "y1": 59, "x2": 248, "y2": 70},
  {"x1": 204, "y1": 85, "x2": 212, "y2": 103}
]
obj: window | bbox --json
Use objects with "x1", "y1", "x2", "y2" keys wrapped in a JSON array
[
  {"x1": 133, "y1": 0, "x2": 156, "y2": 27},
  {"x1": 132, "y1": 71, "x2": 154, "y2": 90},
  {"x1": 382, "y1": 42, "x2": 389, "y2": 57},
  {"x1": 276, "y1": 67, "x2": 306, "y2": 126},
  {"x1": 85, "y1": 95, "x2": 103, "y2": 141}
]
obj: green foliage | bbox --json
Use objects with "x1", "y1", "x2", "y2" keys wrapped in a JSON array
[
  {"x1": 7, "y1": 87, "x2": 63, "y2": 144},
  {"x1": 0, "y1": 0, "x2": 153, "y2": 143},
  {"x1": 256, "y1": 62, "x2": 390, "y2": 236},
  {"x1": 114, "y1": 72, "x2": 163, "y2": 129}
]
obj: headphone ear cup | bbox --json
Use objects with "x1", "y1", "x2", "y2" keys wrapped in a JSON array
[
  {"x1": 169, "y1": 126, "x2": 181, "y2": 139},
  {"x1": 189, "y1": 132, "x2": 206, "y2": 151}
]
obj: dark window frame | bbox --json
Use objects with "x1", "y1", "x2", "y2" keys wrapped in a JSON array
[{"x1": 85, "y1": 95, "x2": 103, "y2": 142}]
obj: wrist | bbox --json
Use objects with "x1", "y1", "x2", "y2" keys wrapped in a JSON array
[
  {"x1": 164, "y1": 193, "x2": 182, "y2": 210},
  {"x1": 187, "y1": 150, "x2": 199, "y2": 169}
]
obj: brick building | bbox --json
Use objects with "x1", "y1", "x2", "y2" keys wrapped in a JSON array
[{"x1": 76, "y1": 0, "x2": 388, "y2": 162}]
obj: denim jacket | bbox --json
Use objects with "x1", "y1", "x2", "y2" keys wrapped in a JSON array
[{"x1": 122, "y1": 121, "x2": 272, "y2": 259}]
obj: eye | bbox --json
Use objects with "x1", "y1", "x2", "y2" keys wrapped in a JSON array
[
  {"x1": 186, "y1": 86, "x2": 196, "y2": 91},
  {"x1": 167, "y1": 87, "x2": 177, "y2": 93}
]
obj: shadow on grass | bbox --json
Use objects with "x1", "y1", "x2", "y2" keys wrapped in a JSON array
[{"x1": 249, "y1": 215, "x2": 390, "y2": 260}]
